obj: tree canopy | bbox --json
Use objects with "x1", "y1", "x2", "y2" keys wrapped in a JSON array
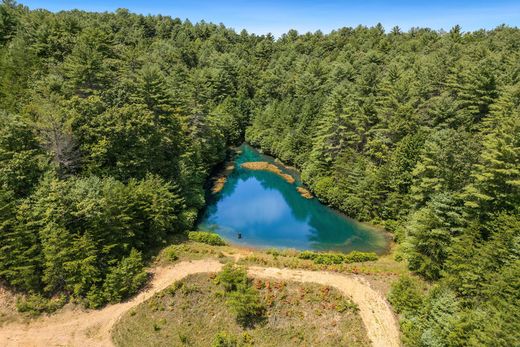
[{"x1": 0, "y1": 2, "x2": 518, "y2": 344}]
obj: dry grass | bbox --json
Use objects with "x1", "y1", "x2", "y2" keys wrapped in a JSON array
[
  {"x1": 240, "y1": 162, "x2": 295, "y2": 184},
  {"x1": 0, "y1": 286, "x2": 22, "y2": 327},
  {"x1": 296, "y1": 186, "x2": 313, "y2": 199},
  {"x1": 112, "y1": 273, "x2": 370, "y2": 347}
]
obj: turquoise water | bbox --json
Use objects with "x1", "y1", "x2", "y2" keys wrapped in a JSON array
[{"x1": 198, "y1": 144, "x2": 389, "y2": 254}]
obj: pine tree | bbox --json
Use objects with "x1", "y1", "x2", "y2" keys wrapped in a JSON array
[
  {"x1": 464, "y1": 93, "x2": 520, "y2": 218},
  {"x1": 405, "y1": 193, "x2": 465, "y2": 280},
  {"x1": 411, "y1": 129, "x2": 480, "y2": 207}
]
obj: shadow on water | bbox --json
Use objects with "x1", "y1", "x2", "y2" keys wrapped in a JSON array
[{"x1": 198, "y1": 144, "x2": 389, "y2": 254}]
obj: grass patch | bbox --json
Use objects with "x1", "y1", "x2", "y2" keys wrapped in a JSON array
[{"x1": 112, "y1": 272, "x2": 369, "y2": 347}]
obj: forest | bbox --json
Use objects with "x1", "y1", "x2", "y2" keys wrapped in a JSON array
[{"x1": 0, "y1": 1, "x2": 518, "y2": 345}]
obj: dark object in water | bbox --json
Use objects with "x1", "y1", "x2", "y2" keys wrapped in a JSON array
[{"x1": 237, "y1": 233, "x2": 242, "y2": 239}]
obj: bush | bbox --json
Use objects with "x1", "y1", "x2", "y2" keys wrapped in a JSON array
[
  {"x1": 388, "y1": 275, "x2": 425, "y2": 316},
  {"x1": 344, "y1": 251, "x2": 378, "y2": 263},
  {"x1": 16, "y1": 294, "x2": 67, "y2": 315},
  {"x1": 336, "y1": 299, "x2": 359, "y2": 312},
  {"x1": 215, "y1": 264, "x2": 265, "y2": 327},
  {"x1": 214, "y1": 264, "x2": 248, "y2": 292},
  {"x1": 162, "y1": 246, "x2": 179, "y2": 262},
  {"x1": 212, "y1": 331, "x2": 238, "y2": 347},
  {"x1": 180, "y1": 208, "x2": 198, "y2": 229},
  {"x1": 188, "y1": 231, "x2": 226, "y2": 246},
  {"x1": 313, "y1": 253, "x2": 345, "y2": 264},
  {"x1": 85, "y1": 285, "x2": 106, "y2": 309},
  {"x1": 298, "y1": 250, "x2": 318, "y2": 260},
  {"x1": 103, "y1": 249, "x2": 148, "y2": 304},
  {"x1": 298, "y1": 250, "x2": 378, "y2": 265},
  {"x1": 227, "y1": 286, "x2": 265, "y2": 327}
]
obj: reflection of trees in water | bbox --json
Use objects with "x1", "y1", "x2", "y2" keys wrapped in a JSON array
[
  {"x1": 199, "y1": 144, "x2": 387, "y2": 254},
  {"x1": 253, "y1": 171, "x2": 310, "y2": 221},
  {"x1": 201, "y1": 168, "x2": 245, "y2": 221}
]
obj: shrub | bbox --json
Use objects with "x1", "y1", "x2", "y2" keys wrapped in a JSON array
[
  {"x1": 313, "y1": 253, "x2": 345, "y2": 264},
  {"x1": 162, "y1": 246, "x2": 179, "y2": 262},
  {"x1": 85, "y1": 285, "x2": 106, "y2": 309},
  {"x1": 344, "y1": 251, "x2": 378, "y2": 263},
  {"x1": 215, "y1": 264, "x2": 265, "y2": 327},
  {"x1": 388, "y1": 275, "x2": 425, "y2": 316},
  {"x1": 298, "y1": 250, "x2": 318, "y2": 260},
  {"x1": 103, "y1": 249, "x2": 148, "y2": 304},
  {"x1": 188, "y1": 231, "x2": 226, "y2": 246},
  {"x1": 241, "y1": 332, "x2": 254, "y2": 346},
  {"x1": 227, "y1": 286, "x2": 265, "y2": 327},
  {"x1": 298, "y1": 250, "x2": 378, "y2": 264},
  {"x1": 16, "y1": 294, "x2": 67, "y2": 315},
  {"x1": 214, "y1": 264, "x2": 248, "y2": 292},
  {"x1": 212, "y1": 331, "x2": 238, "y2": 347},
  {"x1": 336, "y1": 299, "x2": 359, "y2": 312}
]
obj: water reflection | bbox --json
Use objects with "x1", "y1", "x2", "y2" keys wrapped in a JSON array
[
  {"x1": 198, "y1": 144, "x2": 388, "y2": 253},
  {"x1": 209, "y1": 178, "x2": 289, "y2": 227}
]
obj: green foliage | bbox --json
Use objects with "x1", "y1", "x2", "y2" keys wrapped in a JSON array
[
  {"x1": 388, "y1": 275, "x2": 425, "y2": 316},
  {"x1": 344, "y1": 251, "x2": 379, "y2": 263},
  {"x1": 405, "y1": 193, "x2": 465, "y2": 280},
  {"x1": 214, "y1": 264, "x2": 248, "y2": 292},
  {"x1": 188, "y1": 231, "x2": 227, "y2": 246},
  {"x1": 0, "y1": 6, "x2": 518, "y2": 344},
  {"x1": 0, "y1": 111, "x2": 45, "y2": 197},
  {"x1": 336, "y1": 299, "x2": 359, "y2": 313},
  {"x1": 162, "y1": 246, "x2": 179, "y2": 262},
  {"x1": 215, "y1": 264, "x2": 265, "y2": 327},
  {"x1": 212, "y1": 331, "x2": 238, "y2": 347},
  {"x1": 16, "y1": 294, "x2": 67, "y2": 316},
  {"x1": 102, "y1": 249, "x2": 148, "y2": 304},
  {"x1": 298, "y1": 250, "x2": 378, "y2": 264},
  {"x1": 227, "y1": 286, "x2": 265, "y2": 327}
]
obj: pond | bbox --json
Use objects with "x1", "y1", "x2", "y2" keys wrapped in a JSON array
[{"x1": 197, "y1": 144, "x2": 389, "y2": 254}]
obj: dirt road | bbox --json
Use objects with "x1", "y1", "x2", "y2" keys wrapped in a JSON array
[{"x1": 0, "y1": 260, "x2": 399, "y2": 347}]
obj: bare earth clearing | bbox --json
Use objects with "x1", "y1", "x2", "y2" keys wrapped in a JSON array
[{"x1": 0, "y1": 260, "x2": 399, "y2": 347}]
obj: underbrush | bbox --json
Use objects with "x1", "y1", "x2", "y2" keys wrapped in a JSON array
[
  {"x1": 16, "y1": 294, "x2": 67, "y2": 316},
  {"x1": 157, "y1": 239, "x2": 406, "y2": 277},
  {"x1": 188, "y1": 231, "x2": 227, "y2": 246},
  {"x1": 298, "y1": 250, "x2": 378, "y2": 264},
  {"x1": 240, "y1": 248, "x2": 406, "y2": 276}
]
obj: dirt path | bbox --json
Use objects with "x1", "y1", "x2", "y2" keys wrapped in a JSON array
[
  {"x1": 249, "y1": 266, "x2": 400, "y2": 347},
  {"x1": 0, "y1": 260, "x2": 399, "y2": 347}
]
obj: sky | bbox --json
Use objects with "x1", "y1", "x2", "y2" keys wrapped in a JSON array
[{"x1": 21, "y1": 0, "x2": 520, "y2": 37}]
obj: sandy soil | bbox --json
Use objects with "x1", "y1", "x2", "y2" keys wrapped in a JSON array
[{"x1": 0, "y1": 260, "x2": 399, "y2": 347}]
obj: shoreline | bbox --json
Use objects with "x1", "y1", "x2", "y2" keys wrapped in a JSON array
[{"x1": 202, "y1": 143, "x2": 393, "y2": 255}]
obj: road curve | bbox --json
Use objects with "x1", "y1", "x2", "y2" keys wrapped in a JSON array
[{"x1": 0, "y1": 260, "x2": 399, "y2": 347}]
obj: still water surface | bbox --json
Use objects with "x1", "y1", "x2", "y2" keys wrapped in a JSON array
[{"x1": 198, "y1": 144, "x2": 388, "y2": 253}]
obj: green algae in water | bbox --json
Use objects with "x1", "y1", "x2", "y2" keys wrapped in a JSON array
[{"x1": 198, "y1": 144, "x2": 389, "y2": 254}]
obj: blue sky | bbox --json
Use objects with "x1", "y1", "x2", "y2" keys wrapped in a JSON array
[{"x1": 21, "y1": 1, "x2": 520, "y2": 36}]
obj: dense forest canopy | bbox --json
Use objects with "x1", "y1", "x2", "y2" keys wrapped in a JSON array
[{"x1": 0, "y1": 1, "x2": 518, "y2": 345}]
